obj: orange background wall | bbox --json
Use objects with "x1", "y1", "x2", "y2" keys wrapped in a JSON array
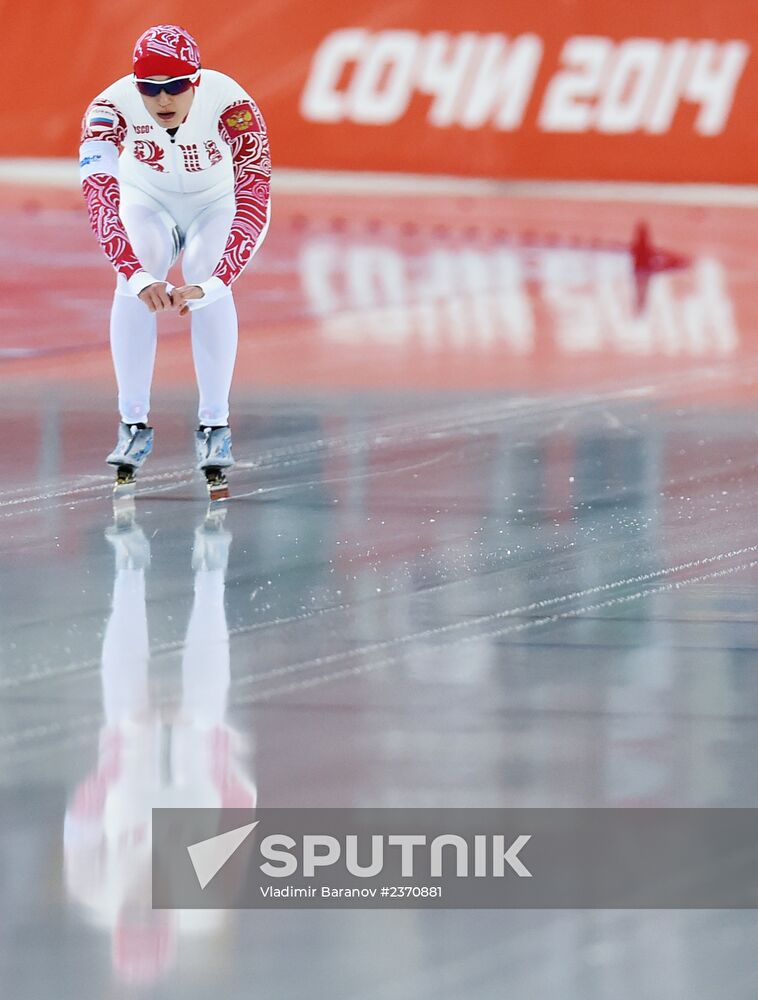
[{"x1": 2, "y1": 0, "x2": 756, "y2": 182}]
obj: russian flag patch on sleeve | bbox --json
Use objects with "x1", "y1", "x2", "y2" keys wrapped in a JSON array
[{"x1": 86, "y1": 105, "x2": 116, "y2": 133}]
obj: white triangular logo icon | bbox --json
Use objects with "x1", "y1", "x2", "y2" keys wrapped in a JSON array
[{"x1": 187, "y1": 821, "x2": 259, "y2": 889}]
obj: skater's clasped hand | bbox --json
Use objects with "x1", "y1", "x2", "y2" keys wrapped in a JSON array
[
  {"x1": 172, "y1": 284, "x2": 205, "y2": 317},
  {"x1": 138, "y1": 282, "x2": 175, "y2": 313},
  {"x1": 138, "y1": 282, "x2": 204, "y2": 316}
]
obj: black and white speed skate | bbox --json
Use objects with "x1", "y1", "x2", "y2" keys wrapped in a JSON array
[
  {"x1": 107, "y1": 422, "x2": 154, "y2": 495},
  {"x1": 195, "y1": 425, "x2": 234, "y2": 500}
]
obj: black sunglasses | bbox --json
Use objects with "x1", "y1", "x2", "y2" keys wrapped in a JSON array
[{"x1": 134, "y1": 72, "x2": 200, "y2": 97}]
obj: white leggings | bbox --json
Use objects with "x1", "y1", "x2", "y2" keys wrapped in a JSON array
[
  {"x1": 111, "y1": 189, "x2": 238, "y2": 426},
  {"x1": 101, "y1": 565, "x2": 229, "y2": 727}
]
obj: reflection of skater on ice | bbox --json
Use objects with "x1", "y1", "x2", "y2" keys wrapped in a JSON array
[{"x1": 63, "y1": 508, "x2": 254, "y2": 985}]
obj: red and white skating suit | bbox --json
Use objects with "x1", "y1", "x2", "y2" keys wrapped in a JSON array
[{"x1": 79, "y1": 70, "x2": 271, "y2": 426}]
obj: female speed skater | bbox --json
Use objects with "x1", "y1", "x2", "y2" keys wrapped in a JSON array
[{"x1": 79, "y1": 24, "x2": 271, "y2": 496}]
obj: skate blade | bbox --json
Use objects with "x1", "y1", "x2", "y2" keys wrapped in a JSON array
[
  {"x1": 113, "y1": 463, "x2": 136, "y2": 508},
  {"x1": 205, "y1": 470, "x2": 229, "y2": 501}
]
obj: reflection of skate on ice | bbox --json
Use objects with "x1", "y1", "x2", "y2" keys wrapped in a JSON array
[
  {"x1": 105, "y1": 512, "x2": 151, "y2": 571},
  {"x1": 112, "y1": 491, "x2": 136, "y2": 520},
  {"x1": 192, "y1": 508, "x2": 232, "y2": 572}
]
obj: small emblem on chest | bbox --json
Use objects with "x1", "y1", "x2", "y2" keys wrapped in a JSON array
[{"x1": 133, "y1": 140, "x2": 166, "y2": 172}]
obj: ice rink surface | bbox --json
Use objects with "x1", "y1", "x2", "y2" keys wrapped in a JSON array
[{"x1": 2, "y1": 176, "x2": 758, "y2": 997}]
